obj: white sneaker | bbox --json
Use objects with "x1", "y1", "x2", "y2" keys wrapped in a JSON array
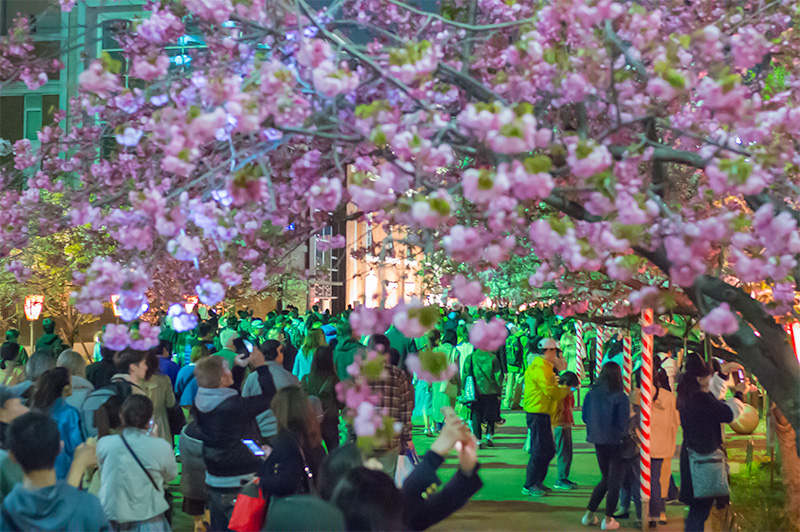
[
  {"x1": 581, "y1": 511, "x2": 599, "y2": 526},
  {"x1": 601, "y1": 517, "x2": 620, "y2": 530}
]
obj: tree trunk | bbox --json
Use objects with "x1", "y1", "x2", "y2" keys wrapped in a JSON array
[
  {"x1": 772, "y1": 406, "x2": 800, "y2": 528},
  {"x1": 693, "y1": 276, "x2": 800, "y2": 456}
]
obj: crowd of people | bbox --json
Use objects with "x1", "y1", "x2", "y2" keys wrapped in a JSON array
[{"x1": 0, "y1": 304, "x2": 753, "y2": 532}]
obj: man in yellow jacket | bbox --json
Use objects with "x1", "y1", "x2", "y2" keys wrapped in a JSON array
[{"x1": 522, "y1": 338, "x2": 569, "y2": 497}]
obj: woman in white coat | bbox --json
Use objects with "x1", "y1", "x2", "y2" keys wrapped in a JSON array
[{"x1": 97, "y1": 394, "x2": 177, "y2": 531}]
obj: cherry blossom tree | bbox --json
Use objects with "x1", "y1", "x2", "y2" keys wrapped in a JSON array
[{"x1": 3, "y1": 0, "x2": 800, "y2": 501}]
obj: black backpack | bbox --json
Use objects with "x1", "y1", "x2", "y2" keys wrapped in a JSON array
[{"x1": 81, "y1": 378, "x2": 136, "y2": 437}]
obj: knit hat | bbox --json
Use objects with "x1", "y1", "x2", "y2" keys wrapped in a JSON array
[{"x1": 220, "y1": 329, "x2": 239, "y2": 349}]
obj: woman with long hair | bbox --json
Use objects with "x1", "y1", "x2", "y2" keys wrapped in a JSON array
[
  {"x1": 677, "y1": 354, "x2": 745, "y2": 532},
  {"x1": 293, "y1": 328, "x2": 327, "y2": 381},
  {"x1": 580, "y1": 362, "x2": 629, "y2": 531},
  {"x1": 258, "y1": 385, "x2": 325, "y2": 497},
  {"x1": 31, "y1": 366, "x2": 86, "y2": 479},
  {"x1": 301, "y1": 345, "x2": 342, "y2": 451},
  {"x1": 139, "y1": 348, "x2": 178, "y2": 445}
]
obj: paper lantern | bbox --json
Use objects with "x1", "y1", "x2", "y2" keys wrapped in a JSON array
[
  {"x1": 110, "y1": 295, "x2": 122, "y2": 317},
  {"x1": 24, "y1": 295, "x2": 44, "y2": 321},
  {"x1": 185, "y1": 295, "x2": 198, "y2": 313},
  {"x1": 730, "y1": 404, "x2": 760, "y2": 435}
]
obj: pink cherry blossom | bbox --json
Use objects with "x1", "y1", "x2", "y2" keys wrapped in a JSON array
[
  {"x1": 195, "y1": 278, "x2": 225, "y2": 306},
  {"x1": 115, "y1": 127, "x2": 144, "y2": 147},
  {"x1": 184, "y1": 0, "x2": 233, "y2": 24},
  {"x1": 699, "y1": 303, "x2": 739, "y2": 336},
  {"x1": 168, "y1": 303, "x2": 199, "y2": 333},
  {"x1": 469, "y1": 318, "x2": 508, "y2": 351},
  {"x1": 130, "y1": 322, "x2": 161, "y2": 351},
  {"x1": 450, "y1": 274, "x2": 485, "y2": 306},
  {"x1": 130, "y1": 55, "x2": 170, "y2": 81},
  {"x1": 218, "y1": 262, "x2": 242, "y2": 287},
  {"x1": 102, "y1": 324, "x2": 131, "y2": 351},
  {"x1": 78, "y1": 61, "x2": 119, "y2": 97},
  {"x1": 250, "y1": 265, "x2": 269, "y2": 292}
]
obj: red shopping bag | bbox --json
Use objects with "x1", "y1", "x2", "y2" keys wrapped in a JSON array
[{"x1": 229, "y1": 479, "x2": 268, "y2": 532}]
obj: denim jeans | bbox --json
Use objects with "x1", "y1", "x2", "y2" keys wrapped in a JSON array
[
  {"x1": 206, "y1": 486, "x2": 241, "y2": 532},
  {"x1": 650, "y1": 458, "x2": 665, "y2": 518},
  {"x1": 618, "y1": 458, "x2": 642, "y2": 519},
  {"x1": 554, "y1": 426, "x2": 573, "y2": 482},
  {"x1": 524, "y1": 413, "x2": 555, "y2": 489}
]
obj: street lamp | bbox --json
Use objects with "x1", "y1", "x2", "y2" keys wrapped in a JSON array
[{"x1": 24, "y1": 295, "x2": 44, "y2": 354}]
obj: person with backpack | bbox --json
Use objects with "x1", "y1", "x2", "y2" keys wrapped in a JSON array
[
  {"x1": 502, "y1": 323, "x2": 526, "y2": 410},
  {"x1": 193, "y1": 353, "x2": 272, "y2": 531},
  {"x1": 96, "y1": 395, "x2": 177, "y2": 530},
  {"x1": 301, "y1": 345, "x2": 342, "y2": 451},
  {"x1": 462, "y1": 346, "x2": 503, "y2": 448},
  {"x1": 241, "y1": 339, "x2": 300, "y2": 444},
  {"x1": 34, "y1": 318, "x2": 67, "y2": 358},
  {"x1": 30, "y1": 367, "x2": 86, "y2": 480},
  {"x1": 82, "y1": 349, "x2": 148, "y2": 438}
]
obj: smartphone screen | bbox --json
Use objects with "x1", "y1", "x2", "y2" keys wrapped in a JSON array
[
  {"x1": 242, "y1": 439, "x2": 265, "y2": 456},
  {"x1": 233, "y1": 338, "x2": 253, "y2": 358},
  {"x1": 738, "y1": 370, "x2": 745, "y2": 381}
]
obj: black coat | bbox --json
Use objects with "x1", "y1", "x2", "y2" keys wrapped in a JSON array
[
  {"x1": 194, "y1": 390, "x2": 270, "y2": 478},
  {"x1": 401, "y1": 451, "x2": 483, "y2": 531}
]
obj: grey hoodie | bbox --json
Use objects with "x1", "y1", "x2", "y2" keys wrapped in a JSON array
[
  {"x1": 65, "y1": 375, "x2": 95, "y2": 411},
  {"x1": 1, "y1": 481, "x2": 110, "y2": 531}
]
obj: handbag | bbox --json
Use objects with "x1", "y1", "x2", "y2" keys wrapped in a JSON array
[
  {"x1": 166, "y1": 403, "x2": 186, "y2": 437},
  {"x1": 620, "y1": 415, "x2": 640, "y2": 460},
  {"x1": 459, "y1": 355, "x2": 477, "y2": 404},
  {"x1": 688, "y1": 447, "x2": 730, "y2": 499},
  {"x1": 394, "y1": 448, "x2": 420, "y2": 488},
  {"x1": 229, "y1": 479, "x2": 268, "y2": 532}
]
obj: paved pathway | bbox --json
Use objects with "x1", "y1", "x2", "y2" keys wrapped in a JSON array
[{"x1": 414, "y1": 409, "x2": 687, "y2": 532}]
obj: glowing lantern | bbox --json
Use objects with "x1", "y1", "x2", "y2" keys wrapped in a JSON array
[
  {"x1": 24, "y1": 295, "x2": 44, "y2": 321},
  {"x1": 185, "y1": 295, "x2": 198, "y2": 313},
  {"x1": 110, "y1": 295, "x2": 122, "y2": 317}
]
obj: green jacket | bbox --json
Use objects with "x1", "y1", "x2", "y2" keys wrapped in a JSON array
[
  {"x1": 34, "y1": 333, "x2": 66, "y2": 357},
  {"x1": 463, "y1": 350, "x2": 503, "y2": 395},
  {"x1": 334, "y1": 338, "x2": 364, "y2": 379}
]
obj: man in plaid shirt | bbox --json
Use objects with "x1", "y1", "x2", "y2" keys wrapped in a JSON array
[{"x1": 367, "y1": 354, "x2": 415, "y2": 477}]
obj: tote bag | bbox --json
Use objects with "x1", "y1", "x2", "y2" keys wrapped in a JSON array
[
  {"x1": 688, "y1": 447, "x2": 730, "y2": 499},
  {"x1": 229, "y1": 479, "x2": 268, "y2": 532}
]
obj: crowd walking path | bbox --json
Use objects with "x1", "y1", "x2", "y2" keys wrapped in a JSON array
[{"x1": 416, "y1": 409, "x2": 686, "y2": 532}]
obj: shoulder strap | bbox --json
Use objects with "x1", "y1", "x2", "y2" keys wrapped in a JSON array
[
  {"x1": 120, "y1": 433, "x2": 159, "y2": 491},
  {"x1": 296, "y1": 443, "x2": 316, "y2": 495}
]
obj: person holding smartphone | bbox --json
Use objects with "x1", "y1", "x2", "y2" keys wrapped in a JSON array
[{"x1": 193, "y1": 352, "x2": 272, "y2": 531}]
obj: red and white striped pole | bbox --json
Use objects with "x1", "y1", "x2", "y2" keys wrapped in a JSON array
[
  {"x1": 623, "y1": 333, "x2": 633, "y2": 394},
  {"x1": 575, "y1": 321, "x2": 585, "y2": 382},
  {"x1": 640, "y1": 309, "x2": 654, "y2": 526},
  {"x1": 594, "y1": 326, "x2": 604, "y2": 381},
  {"x1": 574, "y1": 321, "x2": 586, "y2": 406}
]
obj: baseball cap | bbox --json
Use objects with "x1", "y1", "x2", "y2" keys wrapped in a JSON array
[{"x1": 538, "y1": 338, "x2": 559, "y2": 350}]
